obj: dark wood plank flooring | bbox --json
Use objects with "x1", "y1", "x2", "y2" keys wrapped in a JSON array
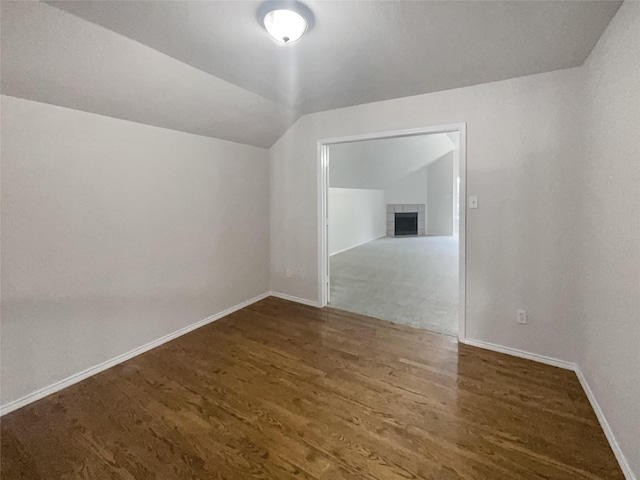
[{"x1": 1, "y1": 297, "x2": 623, "y2": 479}]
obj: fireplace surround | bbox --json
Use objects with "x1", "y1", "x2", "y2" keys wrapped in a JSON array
[{"x1": 387, "y1": 204, "x2": 425, "y2": 236}]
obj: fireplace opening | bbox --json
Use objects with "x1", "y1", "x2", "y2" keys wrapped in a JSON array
[{"x1": 395, "y1": 212, "x2": 418, "y2": 236}]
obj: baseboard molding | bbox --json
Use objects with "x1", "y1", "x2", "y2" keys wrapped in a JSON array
[
  {"x1": 461, "y1": 338, "x2": 575, "y2": 370},
  {"x1": 2, "y1": 305, "x2": 634, "y2": 479},
  {"x1": 269, "y1": 291, "x2": 321, "y2": 308},
  {"x1": 462, "y1": 337, "x2": 635, "y2": 479},
  {"x1": 329, "y1": 234, "x2": 386, "y2": 257},
  {"x1": 574, "y1": 366, "x2": 636, "y2": 480},
  {"x1": 0, "y1": 291, "x2": 271, "y2": 417}
]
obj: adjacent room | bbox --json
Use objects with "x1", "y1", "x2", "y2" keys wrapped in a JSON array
[
  {"x1": 327, "y1": 133, "x2": 461, "y2": 335},
  {"x1": 1, "y1": 1, "x2": 638, "y2": 479}
]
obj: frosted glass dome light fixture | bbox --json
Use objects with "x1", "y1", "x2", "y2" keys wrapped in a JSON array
[{"x1": 263, "y1": 8, "x2": 307, "y2": 43}]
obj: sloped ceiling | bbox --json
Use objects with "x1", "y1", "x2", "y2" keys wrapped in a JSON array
[
  {"x1": 329, "y1": 134, "x2": 455, "y2": 190},
  {"x1": 1, "y1": 1, "x2": 622, "y2": 147},
  {"x1": 0, "y1": 2, "x2": 295, "y2": 147}
]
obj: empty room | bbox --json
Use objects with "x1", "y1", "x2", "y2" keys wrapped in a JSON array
[
  {"x1": 327, "y1": 132, "x2": 462, "y2": 335},
  {"x1": 1, "y1": 1, "x2": 639, "y2": 479}
]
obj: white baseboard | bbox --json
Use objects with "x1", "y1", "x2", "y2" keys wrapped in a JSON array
[
  {"x1": 329, "y1": 234, "x2": 386, "y2": 257},
  {"x1": 2, "y1": 303, "x2": 634, "y2": 479},
  {"x1": 461, "y1": 338, "x2": 575, "y2": 370},
  {"x1": 574, "y1": 366, "x2": 636, "y2": 480},
  {"x1": 269, "y1": 291, "x2": 321, "y2": 308},
  {"x1": 462, "y1": 337, "x2": 635, "y2": 479},
  {"x1": 0, "y1": 291, "x2": 271, "y2": 417}
]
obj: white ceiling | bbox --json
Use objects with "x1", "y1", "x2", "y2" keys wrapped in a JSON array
[
  {"x1": 329, "y1": 134, "x2": 455, "y2": 190},
  {"x1": 1, "y1": 1, "x2": 621, "y2": 147},
  {"x1": 46, "y1": 0, "x2": 621, "y2": 115},
  {"x1": 0, "y1": 2, "x2": 296, "y2": 148}
]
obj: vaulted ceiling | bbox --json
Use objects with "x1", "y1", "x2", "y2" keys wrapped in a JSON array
[
  {"x1": 329, "y1": 133, "x2": 456, "y2": 190},
  {"x1": 1, "y1": 1, "x2": 622, "y2": 148}
]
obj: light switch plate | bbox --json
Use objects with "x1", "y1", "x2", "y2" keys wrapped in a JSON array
[{"x1": 469, "y1": 196, "x2": 478, "y2": 209}]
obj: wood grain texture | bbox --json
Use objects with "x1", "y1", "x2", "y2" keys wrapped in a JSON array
[{"x1": 1, "y1": 297, "x2": 623, "y2": 479}]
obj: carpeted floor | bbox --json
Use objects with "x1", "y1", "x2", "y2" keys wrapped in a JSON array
[{"x1": 329, "y1": 235, "x2": 459, "y2": 335}]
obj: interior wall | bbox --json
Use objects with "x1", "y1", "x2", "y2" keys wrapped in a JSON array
[
  {"x1": 578, "y1": 2, "x2": 640, "y2": 476},
  {"x1": 427, "y1": 152, "x2": 455, "y2": 235},
  {"x1": 328, "y1": 188, "x2": 386, "y2": 255},
  {"x1": 0, "y1": 95, "x2": 271, "y2": 406},
  {"x1": 384, "y1": 165, "x2": 428, "y2": 206},
  {"x1": 270, "y1": 66, "x2": 584, "y2": 363}
]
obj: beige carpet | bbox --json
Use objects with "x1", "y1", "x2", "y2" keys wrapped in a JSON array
[{"x1": 329, "y1": 236, "x2": 459, "y2": 336}]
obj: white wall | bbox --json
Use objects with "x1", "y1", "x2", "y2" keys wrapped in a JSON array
[
  {"x1": 427, "y1": 152, "x2": 455, "y2": 235},
  {"x1": 384, "y1": 165, "x2": 428, "y2": 206},
  {"x1": 270, "y1": 66, "x2": 584, "y2": 364},
  {"x1": 329, "y1": 188, "x2": 386, "y2": 255},
  {"x1": 1, "y1": 96, "x2": 271, "y2": 406},
  {"x1": 578, "y1": 2, "x2": 640, "y2": 477}
]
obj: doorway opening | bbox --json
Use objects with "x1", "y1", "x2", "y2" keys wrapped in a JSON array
[{"x1": 317, "y1": 124, "x2": 466, "y2": 340}]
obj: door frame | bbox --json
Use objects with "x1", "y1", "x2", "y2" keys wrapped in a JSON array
[{"x1": 317, "y1": 123, "x2": 467, "y2": 341}]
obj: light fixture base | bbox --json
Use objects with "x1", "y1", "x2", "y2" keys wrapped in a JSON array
[{"x1": 257, "y1": 1, "x2": 314, "y2": 44}]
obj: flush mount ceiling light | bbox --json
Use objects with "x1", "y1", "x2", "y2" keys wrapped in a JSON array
[
  {"x1": 258, "y1": 1, "x2": 313, "y2": 44},
  {"x1": 264, "y1": 9, "x2": 307, "y2": 43}
]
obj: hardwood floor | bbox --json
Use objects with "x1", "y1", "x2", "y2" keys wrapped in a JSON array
[{"x1": 1, "y1": 297, "x2": 623, "y2": 479}]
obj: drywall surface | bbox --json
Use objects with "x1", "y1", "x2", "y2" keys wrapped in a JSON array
[
  {"x1": 49, "y1": 0, "x2": 622, "y2": 115},
  {"x1": 329, "y1": 188, "x2": 386, "y2": 255},
  {"x1": 427, "y1": 153, "x2": 455, "y2": 235},
  {"x1": 579, "y1": 2, "x2": 640, "y2": 476},
  {"x1": 384, "y1": 165, "x2": 429, "y2": 206},
  {"x1": 329, "y1": 134, "x2": 453, "y2": 189},
  {"x1": 270, "y1": 66, "x2": 585, "y2": 362},
  {"x1": 0, "y1": 1, "x2": 294, "y2": 148},
  {"x1": 0, "y1": 96, "x2": 270, "y2": 406}
]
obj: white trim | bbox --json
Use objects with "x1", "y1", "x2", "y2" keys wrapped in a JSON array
[
  {"x1": 0, "y1": 292, "x2": 271, "y2": 417},
  {"x1": 462, "y1": 338, "x2": 635, "y2": 479},
  {"x1": 317, "y1": 142, "x2": 329, "y2": 306},
  {"x1": 457, "y1": 125, "x2": 467, "y2": 342},
  {"x1": 2, "y1": 293, "x2": 634, "y2": 478},
  {"x1": 270, "y1": 291, "x2": 321, "y2": 308},
  {"x1": 329, "y1": 234, "x2": 387, "y2": 257},
  {"x1": 461, "y1": 338, "x2": 575, "y2": 370},
  {"x1": 317, "y1": 124, "x2": 466, "y2": 146},
  {"x1": 317, "y1": 123, "x2": 467, "y2": 342},
  {"x1": 575, "y1": 366, "x2": 636, "y2": 480}
]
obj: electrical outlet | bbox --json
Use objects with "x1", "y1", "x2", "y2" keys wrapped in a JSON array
[
  {"x1": 517, "y1": 309, "x2": 527, "y2": 325},
  {"x1": 285, "y1": 268, "x2": 293, "y2": 279}
]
